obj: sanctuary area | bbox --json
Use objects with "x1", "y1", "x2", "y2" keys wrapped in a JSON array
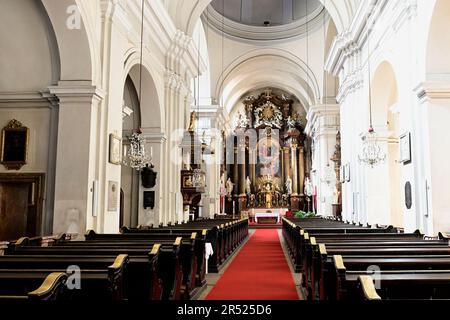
[{"x1": 1, "y1": 0, "x2": 450, "y2": 303}]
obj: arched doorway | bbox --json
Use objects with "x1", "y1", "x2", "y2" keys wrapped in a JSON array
[
  {"x1": 120, "y1": 76, "x2": 142, "y2": 228},
  {"x1": 121, "y1": 62, "x2": 163, "y2": 227},
  {"x1": 366, "y1": 61, "x2": 402, "y2": 227}
]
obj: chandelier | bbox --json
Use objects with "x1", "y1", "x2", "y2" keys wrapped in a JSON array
[
  {"x1": 358, "y1": 11, "x2": 385, "y2": 168},
  {"x1": 122, "y1": 1, "x2": 152, "y2": 172},
  {"x1": 359, "y1": 126, "x2": 385, "y2": 168},
  {"x1": 124, "y1": 129, "x2": 152, "y2": 170}
]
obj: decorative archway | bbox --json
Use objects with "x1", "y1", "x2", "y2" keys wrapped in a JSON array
[
  {"x1": 216, "y1": 48, "x2": 320, "y2": 114},
  {"x1": 366, "y1": 61, "x2": 402, "y2": 227}
]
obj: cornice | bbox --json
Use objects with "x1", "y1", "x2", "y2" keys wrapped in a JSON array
[
  {"x1": 305, "y1": 104, "x2": 340, "y2": 136},
  {"x1": 415, "y1": 82, "x2": 450, "y2": 103},
  {"x1": 203, "y1": 4, "x2": 326, "y2": 42},
  {"x1": 325, "y1": 0, "x2": 391, "y2": 76},
  {"x1": 142, "y1": 131, "x2": 167, "y2": 143},
  {"x1": 0, "y1": 91, "x2": 59, "y2": 108},
  {"x1": 48, "y1": 81, "x2": 105, "y2": 103}
]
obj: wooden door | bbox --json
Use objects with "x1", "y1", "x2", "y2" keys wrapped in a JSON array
[{"x1": 0, "y1": 182, "x2": 29, "y2": 241}]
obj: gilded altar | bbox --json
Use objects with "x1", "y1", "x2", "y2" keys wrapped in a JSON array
[{"x1": 224, "y1": 88, "x2": 311, "y2": 214}]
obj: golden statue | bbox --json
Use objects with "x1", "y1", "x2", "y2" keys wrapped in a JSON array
[{"x1": 188, "y1": 111, "x2": 197, "y2": 132}]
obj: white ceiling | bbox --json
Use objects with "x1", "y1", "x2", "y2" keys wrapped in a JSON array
[{"x1": 210, "y1": 0, "x2": 322, "y2": 27}]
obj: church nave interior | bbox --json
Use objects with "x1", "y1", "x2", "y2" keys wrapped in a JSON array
[{"x1": 1, "y1": 0, "x2": 450, "y2": 306}]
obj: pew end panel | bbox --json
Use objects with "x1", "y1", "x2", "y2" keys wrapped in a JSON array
[
  {"x1": 333, "y1": 255, "x2": 347, "y2": 301},
  {"x1": 358, "y1": 275, "x2": 382, "y2": 301},
  {"x1": 27, "y1": 272, "x2": 68, "y2": 301}
]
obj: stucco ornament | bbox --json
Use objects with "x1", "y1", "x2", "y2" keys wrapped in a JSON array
[{"x1": 254, "y1": 101, "x2": 283, "y2": 128}]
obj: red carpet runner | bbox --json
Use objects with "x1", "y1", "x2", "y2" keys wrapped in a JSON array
[{"x1": 206, "y1": 229, "x2": 299, "y2": 300}]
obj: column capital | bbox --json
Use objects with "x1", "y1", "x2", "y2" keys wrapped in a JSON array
[
  {"x1": 415, "y1": 81, "x2": 450, "y2": 103},
  {"x1": 305, "y1": 104, "x2": 340, "y2": 136},
  {"x1": 48, "y1": 81, "x2": 105, "y2": 104}
]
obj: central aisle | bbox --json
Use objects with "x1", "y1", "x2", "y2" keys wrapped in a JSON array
[{"x1": 206, "y1": 229, "x2": 299, "y2": 300}]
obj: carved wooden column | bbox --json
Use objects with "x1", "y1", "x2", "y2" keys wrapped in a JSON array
[
  {"x1": 249, "y1": 149, "x2": 257, "y2": 190},
  {"x1": 283, "y1": 147, "x2": 290, "y2": 189},
  {"x1": 233, "y1": 147, "x2": 239, "y2": 197},
  {"x1": 290, "y1": 145, "x2": 300, "y2": 211},
  {"x1": 238, "y1": 139, "x2": 247, "y2": 214},
  {"x1": 299, "y1": 147, "x2": 306, "y2": 195}
]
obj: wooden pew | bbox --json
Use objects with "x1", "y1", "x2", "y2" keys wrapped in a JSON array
[
  {"x1": 123, "y1": 218, "x2": 249, "y2": 273},
  {"x1": 333, "y1": 255, "x2": 450, "y2": 300},
  {"x1": 311, "y1": 243, "x2": 450, "y2": 300},
  {"x1": 82, "y1": 231, "x2": 200, "y2": 299},
  {"x1": 355, "y1": 271, "x2": 450, "y2": 300},
  {"x1": 9, "y1": 239, "x2": 172, "y2": 300},
  {"x1": 0, "y1": 271, "x2": 67, "y2": 301},
  {"x1": 0, "y1": 254, "x2": 128, "y2": 301}
]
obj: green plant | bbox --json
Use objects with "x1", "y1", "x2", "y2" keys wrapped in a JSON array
[{"x1": 294, "y1": 211, "x2": 317, "y2": 219}]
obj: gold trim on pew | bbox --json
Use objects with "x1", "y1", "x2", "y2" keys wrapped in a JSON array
[
  {"x1": 359, "y1": 275, "x2": 382, "y2": 301},
  {"x1": 319, "y1": 244, "x2": 327, "y2": 255},
  {"x1": 109, "y1": 254, "x2": 129, "y2": 269},
  {"x1": 304, "y1": 233, "x2": 309, "y2": 240},
  {"x1": 220, "y1": 224, "x2": 224, "y2": 229},
  {"x1": 202, "y1": 229, "x2": 207, "y2": 236},
  {"x1": 174, "y1": 237, "x2": 182, "y2": 246},
  {"x1": 15, "y1": 237, "x2": 29, "y2": 246},
  {"x1": 333, "y1": 255, "x2": 346, "y2": 271},
  {"x1": 310, "y1": 237, "x2": 317, "y2": 245},
  {"x1": 28, "y1": 272, "x2": 67, "y2": 298},
  {"x1": 300, "y1": 230, "x2": 304, "y2": 236},
  {"x1": 191, "y1": 232, "x2": 197, "y2": 240},
  {"x1": 150, "y1": 244, "x2": 161, "y2": 255}
]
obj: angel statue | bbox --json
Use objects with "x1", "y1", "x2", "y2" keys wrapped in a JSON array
[
  {"x1": 235, "y1": 110, "x2": 249, "y2": 129},
  {"x1": 226, "y1": 178, "x2": 234, "y2": 197},
  {"x1": 219, "y1": 174, "x2": 227, "y2": 214},
  {"x1": 304, "y1": 177, "x2": 313, "y2": 197},
  {"x1": 188, "y1": 111, "x2": 197, "y2": 132},
  {"x1": 245, "y1": 176, "x2": 252, "y2": 195},
  {"x1": 286, "y1": 116, "x2": 296, "y2": 129},
  {"x1": 285, "y1": 176, "x2": 293, "y2": 195}
]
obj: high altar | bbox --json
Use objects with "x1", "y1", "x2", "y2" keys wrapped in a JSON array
[{"x1": 223, "y1": 89, "x2": 311, "y2": 216}]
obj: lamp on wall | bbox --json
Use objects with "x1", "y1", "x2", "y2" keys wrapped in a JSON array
[{"x1": 358, "y1": 10, "x2": 386, "y2": 168}]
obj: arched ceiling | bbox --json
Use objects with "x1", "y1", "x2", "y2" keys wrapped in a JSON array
[
  {"x1": 216, "y1": 49, "x2": 320, "y2": 115},
  {"x1": 210, "y1": 0, "x2": 322, "y2": 27},
  {"x1": 166, "y1": 0, "x2": 362, "y2": 36}
]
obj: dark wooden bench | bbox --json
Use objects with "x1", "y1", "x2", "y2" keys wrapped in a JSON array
[
  {"x1": 82, "y1": 231, "x2": 201, "y2": 299},
  {"x1": 308, "y1": 239, "x2": 450, "y2": 298},
  {"x1": 332, "y1": 255, "x2": 450, "y2": 300},
  {"x1": 9, "y1": 239, "x2": 174, "y2": 300},
  {"x1": 0, "y1": 254, "x2": 128, "y2": 301},
  {"x1": 356, "y1": 270, "x2": 450, "y2": 300},
  {"x1": 0, "y1": 271, "x2": 67, "y2": 301}
]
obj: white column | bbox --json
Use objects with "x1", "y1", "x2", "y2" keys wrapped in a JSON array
[
  {"x1": 416, "y1": 82, "x2": 450, "y2": 235},
  {"x1": 306, "y1": 104, "x2": 340, "y2": 216},
  {"x1": 50, "y1": 82, "x2": 104, "y2": 237}
]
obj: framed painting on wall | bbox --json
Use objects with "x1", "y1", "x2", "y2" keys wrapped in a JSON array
[
  {"x1": 399, "y1": 132, "x2": 412, "y2": 164},
  {"x1": 109, "y1": 134, "x2": 122, "y2": 165},
  {"x1": 1, "y1": 119, "x2": 29, "y2": 170}
]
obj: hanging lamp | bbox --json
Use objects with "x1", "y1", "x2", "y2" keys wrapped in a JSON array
[
  {"x1": 358, "y1": 10, "x2": 386, "y2": 168},
  {"x1": 123, "y1": 0, "x2": 153, "y2": 174}
]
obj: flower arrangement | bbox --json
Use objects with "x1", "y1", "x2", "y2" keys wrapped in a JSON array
[{"x1": 294, "y1": 211, "x2": 316, "y2": 219}]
